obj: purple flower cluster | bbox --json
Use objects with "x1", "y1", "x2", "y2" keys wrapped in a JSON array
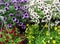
[
  {"x1": 12, "y1": 17, "x2": 19, "y2": 23},
  {"x1": 18, "y1": 22, "x2": 26, "y2": 29},
  {"x1": 0, "y1": 0, "x2": 4, "y2": 5},
  {"x1": 12, "y1": 17, "x2": 26, "y2": 29},
  {"x1": 0, "y1": 0, "x2": 29, "y2": 29},
  {"x1": 22, "y1": 11, "x2": 29, "y2": 19},
  {"x1": 7, "y1": 23, "x2": 12, "y2": 28},
  {"x1": 11, "y1": 0, "x2": 28, "y2": 3}
]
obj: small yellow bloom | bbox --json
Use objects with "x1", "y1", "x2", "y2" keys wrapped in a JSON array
[
  {"x1": 27, "y1": 37, "x2": 29, "y2": 38},
  {"x1": 58, "y1": 31, "x2": 60, "y2": 34},
  {"x1": 57, "y1": 29, "x2": 60, "y2": 32},
  {"x1": 57, "y1": 29, "x2": 60, "y2": 34},
  {"x1": 25, "y1": 31, "x2": 28, "y2": 33},
  {"x1": 54, "y1": 26, "x2": 57, "y2": 31},
  {"x1": 48, "y1": 40, "x2": 50, "y2": 43},
  {"x1": 45, "y1": 23, "x2": 48, "y2": 28},
  {"x1": 50, "y1": 37, "x2": 53, "y2": 39},
  {"x1": 26, "y1": 24, "x2": 29, "y2": 26},
  {"x1": 52, "y1": 40, "x2": 56, "y2": 44},
  {"x1": 57, "y1": 26, "x2": 60, "y2": 28},
  {"x1": 46, "y1": 31, "x2": 49, "y2": 35},
  {"x1": 29, "y1": 41, "x2": 31, "y2": 44},
  {"x1": 29, "y1": 32, "x2": 32, "y2": 34},
  {"x1": 42, "y1": 40, "x2": 46, "y2": 44},
  {"x1": 32, "y1": 25, "x2": 34, "y2": 26},
  {"x1": 43, "y1": 41, "x2": 46, "y2": 44},
  {"x1": 32, "y1": 36, "x2": 35, "y2": 38},
  {"x1": 26, "y1": 28, "x2": 28, "y2": 30}
]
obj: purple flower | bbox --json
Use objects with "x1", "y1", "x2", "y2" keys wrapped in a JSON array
[
  {"x1": 15, "y1": 19, "x2": 19, "y2": 23},
  {"x1": 18, "y1": 22, "x2": 23, "y2": 26},
  {"x1": 0, "y1": 0, "x2": 4, "y2": 5},
  {"x1": 12, "y1": 17, "x2": 19, "y2": 23},
  {"x1": 3, "y1": 17, "x2": 7, "y2": 21},
  {"x1": 5, "y1": 2, "x2": 9, "y2": 7},
  {"x1": 21, "y1": 5, "x2": 28, "y2": 10},
  {"x1": 10, "y1": 0, "x2": 17, "y2": 3},
  {"x1": 24, "y1": 0, "x2": 28, "y2": 2},
  {"x1": 17, "y1": 0, "x2": 28, "y2": 3},
  {"x1": 21, "y1": 25, "x2": 26, "y2": 29},
  {"x1": 4, "y1": 7, "x2": 9, "y2": 11},
  {"x1": 7, "y1": 24, "x2": 12, "y2": 28},
  {"x1": 12, "y1": 17, "x2": 17, "y2": 22},
  {"x1": 22, "y1": 12, "x2": 29, "y2": 19},
  {"x1": 16, "y1": 13, "x2": 20, "y2": 16},
  {"x1": 9, "y1": 13, "x2": 14, "y2": 16},
  {"x1": 17, "y1": 0, "x2": 24, "y2": 3},
  {"x1": 14, "y1": 4, "x2": 19, "y2": 10}
]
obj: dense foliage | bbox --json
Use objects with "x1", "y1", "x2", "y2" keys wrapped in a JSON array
[{"x1": 0, "y1": 0, "x2": 60, "y2": 44}]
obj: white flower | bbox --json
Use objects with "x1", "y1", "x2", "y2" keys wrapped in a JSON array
[
  {"x1": 50, "y1": 23, "x2": 54, "y2": 26},
  {"x1": 46, "y1": 15, "x2": 51, "y2": 21},
  {"x1": 55, "y1": 20, "x2": 60, "y2": 25},
  {"x1": 0, "y1": 16, "x2": 5, "y2": 22},
  {"x1": 28, "y1": 0, "x2": 35, "y2": 7},
  {"x1": 0, "y1": 9, "x2": 6, "y2": 14}
]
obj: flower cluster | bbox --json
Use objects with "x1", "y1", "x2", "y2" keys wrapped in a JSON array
[
  {"x1": 0, "y1": 0, "x2": 29, "y2": 29},
  {"x1": 0, "y1": 0, "x2": 29, "y2": 44},
  {"x1": 28, "y1": 0, "x2": 60, "y2": 25},
  {"x1": 0, "y1": 0, "x2": 60, "y2": 44}
]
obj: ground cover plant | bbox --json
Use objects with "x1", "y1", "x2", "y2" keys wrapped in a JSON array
[{"x1": 0, "y1": 0, "x2": 60, "y2": 44}]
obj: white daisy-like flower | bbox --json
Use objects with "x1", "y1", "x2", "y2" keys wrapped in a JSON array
[
  {"x1": 51, "y1": 3, "x2": 56, "y2": 8},
  {"x1": 28, "y1": 0, "x2": 35, "y2": 7},
  {"x1": 55, "y1": 20, "x2": 60, "y2": 26},
  {"x1": 47, "y1": 4, "x2": 51, "y2": 9},
  {"x1": 46, "y1": 15, "x2": 51, "y2": 21},
  {"x1": 50, "y1": 23, "x2": 54, "y2": 26}
]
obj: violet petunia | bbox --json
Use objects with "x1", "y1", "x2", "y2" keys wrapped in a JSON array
[
  {"x1": 21, "y1": 25, "x2": 26, "y2": 29},
  {"x1": 12, "y1": 17, "x2": 17, "y2": 22},
  {"x1": 18, "y1": 22, "x2": 23, "y2": 26},
  {"x1": 15, "y1": 19, "x2": 19, "y2": 23},
  {"x1": 13, "y1": 4, "x2": 20, "y2": 10},
  {"x1": 4, "y1": 6, "x2": 9, "y2": 11},
  {"x1": 17, "y1": 0, "x2": 28, "y2": 3},
  {"x1": 9, "y1": 13, "x2": 14, "y2": 16},
  {"x1": 10, "y1": 0, "x2": 17, "y2": 3},
  {"x1": 5, "y1": 2, "x2": 9, "y2": 7},
  {"x1": 7, "y1": 24, "x2": 12, "y2": 28},
  {"x1": 0, "y1": 0, "x2": 4, "y2": 5},
  {"x1": 22, "y1": 12, "x2": 29, "y2": 19},
  {"x1": 21, "y1": 5, "x2": 28, "y2": 10}
]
